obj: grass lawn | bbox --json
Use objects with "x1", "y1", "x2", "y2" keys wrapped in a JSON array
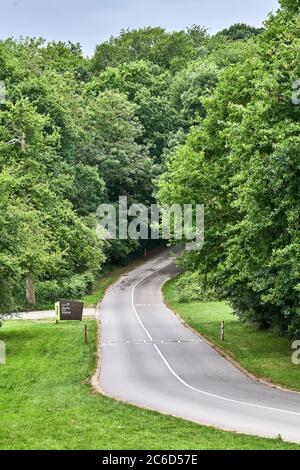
[
  {"x1": 163, "y1": 276, "x2": 300, "y2": 392},
  {"x1": 0, "y1": 320, "x2": 299, "y2": 450}
]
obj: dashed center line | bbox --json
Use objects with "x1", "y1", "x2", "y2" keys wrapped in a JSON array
[
  {"x1": 103, "y1": 339, "x2": 203, "y2": 346},
  {"x1": 135, "y1": 304, "x2": 165, "y2": 307}
]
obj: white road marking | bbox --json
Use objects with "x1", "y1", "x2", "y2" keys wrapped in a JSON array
[
  {"x1": 102, "y1": 339, "x2": 203, "y2": 346},
  {"x1": 132, "y1": 261, "x2": 300, "y2": 417},
  {"x1": 135, "y1": 304, "x2": 165, "y2": 307}
]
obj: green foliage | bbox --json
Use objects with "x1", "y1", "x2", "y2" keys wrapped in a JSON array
[
  {"x1": 0, "y1": 18, "x2": 279, "y2": 315},
  {"x1": 172, "y1": 271, "x2": 216, "y2": 303},
  {"x1": 217, "y1": 23, "x2": 264, "y2": 41},
  {"x1": 35, "y1": 272, "x2": 96, "y2": 304},
  {"x1": 80, "y1": 89, "x2": 153, "y2": 203},
  {"x1": 170, "y1": 59, "x2": 220, "y2": 126},
  {"x1": 0, "y1": 33, "x2": 169, "y2": 311},
  {"x1": 91, "y1": 27, "x2": 203, "y2": 73},
  {"x1": 0, "y1": 41, "x2": 105, "y2": 312},
  {"x1": 87, "y1": 61, "x2": 178, "y2": 161},
  {"x1": 158, "y1": 4, "x2": 300, "y2": 335}
]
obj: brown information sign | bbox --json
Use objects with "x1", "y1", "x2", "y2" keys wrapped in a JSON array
[{"x1": 56, "y1": 300, "x2": 84, "y2": 321}]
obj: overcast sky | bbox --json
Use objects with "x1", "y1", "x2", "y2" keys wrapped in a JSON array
[{"x1": 1, "y1": 0, "x2": 280, "y2": 56}]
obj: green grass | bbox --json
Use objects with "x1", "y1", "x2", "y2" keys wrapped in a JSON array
[
  {"x1": 0, "y1": 320, "x2": 299, "y2": 450},
  {"x1": 163, "y1": 276, "x2": 300, "y2": 392}
]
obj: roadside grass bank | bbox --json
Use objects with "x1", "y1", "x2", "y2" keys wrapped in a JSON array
[
  {"x1": 0, "y1": 320, "x2": 299, "y2": 450},
  {"x1": 163, "y1": 276, "x2": 300, "y2": 392}
]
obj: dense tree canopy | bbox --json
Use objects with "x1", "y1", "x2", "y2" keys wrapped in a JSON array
[
  {"x1": 217, "y1": 23, "x2": 264, "y2": 41},
  {"x1": 159, "y1": 0, "x2": 300, "y2": 336},
  {"x1": 0, "y1": 38, "x2": 148, "y2": 310},
  {"x1": 90, "y1": 26, "x2": 206, "y2": 73},
  {"x1": 2, "y1": 3, "x2": 294, "y2": 337}
]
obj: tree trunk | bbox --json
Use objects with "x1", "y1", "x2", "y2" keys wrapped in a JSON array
[
  {"x1": 22, "y1": 133, "x2": 34, "y2": 305},
  {"x1": 26, "y1": 277, "x2": 36, "y2": 305},
  {"x1": 21, "y1": 132, "x2": 26, "y2": 153}
]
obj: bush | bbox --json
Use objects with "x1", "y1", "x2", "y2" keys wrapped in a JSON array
[
  {"x1": 60, "y1": 276, "x2": 86, "y2": 299},
  {"x1": 288, "y1": 312, "x2": 300, "y2": 338},
  {"x1": 36, "y1": 272, "x2": 96, "y2": 304},
  {"x1": 35, "y1": 280, "x2": 61, "y2": 304},
  {"x1": 175, "y1": 272, "x2": 216, "y2": 303}
]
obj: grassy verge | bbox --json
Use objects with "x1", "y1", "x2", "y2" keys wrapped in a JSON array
[
  {"x1": 163, "y1": 276, "x2": 300, "y2": 392},
  {"x1": 0, "y1": 320, "x2": 299, "y2": 450}
]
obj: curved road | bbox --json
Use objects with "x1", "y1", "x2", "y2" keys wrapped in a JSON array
[{"x1": 98, "y1": 250, "x2": 300, "y2": 443}]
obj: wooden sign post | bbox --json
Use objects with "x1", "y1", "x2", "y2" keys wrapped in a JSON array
[{"x1": 221, "y1": 321, "x2": 225, "y2": 341}]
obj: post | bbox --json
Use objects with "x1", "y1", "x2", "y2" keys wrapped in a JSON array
[
  {"x1": 221, "y1": 321, "x2": 225, "y2": 341},
  {"x1": 84, "y1": 324, "x2": 88, "y2": 344},
  {"x1": 21, "y1": 132, "x2": 26, "y2": 153},
  {"x1": 26, "y1": 276, "x2": 36, "y2": 305},
  {"x1": 144, "y1": 248, "x2": 147, "y2": 258},
  {"x1": 55, "y1": 302, "x2": 59, "y2": 324}
]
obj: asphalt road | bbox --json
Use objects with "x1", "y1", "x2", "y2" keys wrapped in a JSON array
[{"x1": 98, "y1": 250, "x2": 300, "y2": 443}]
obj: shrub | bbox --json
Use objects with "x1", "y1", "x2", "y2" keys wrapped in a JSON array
[
  {"x1": 36, "y1": 272, "x2": 96, "y2": 304},
  {"x1": 175, "y1": 272, "x2": 217, "y2": 303},
  {"x1": 35, "y1": 280, "x2": 61, "y2": 304}
]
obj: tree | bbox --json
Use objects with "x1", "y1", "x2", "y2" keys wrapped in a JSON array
[
  {"x1": 0, "y1": 96, "x2": 105, "y2": 311},
  {"x1": 91, "y1": 27, "x2": 197, "y2": 73},
  {"x1": 158, "y1": 2, "x2": 300, "y2": 336},
  {"x1": 0, "y1": 168, "x2": 56, "y2": 312},
  {"x1": 217, "y1": 23, "x2": 264, "y2": 41},
  {"x1": 80, "y1": 90, "x2": 153, "y2": 204},
  {"x1": 170, "y1": 59, "x2": 220, "y2": 126},
  {"x1": 88, "y1": 61, "x2": 179, "y2": 161}
]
